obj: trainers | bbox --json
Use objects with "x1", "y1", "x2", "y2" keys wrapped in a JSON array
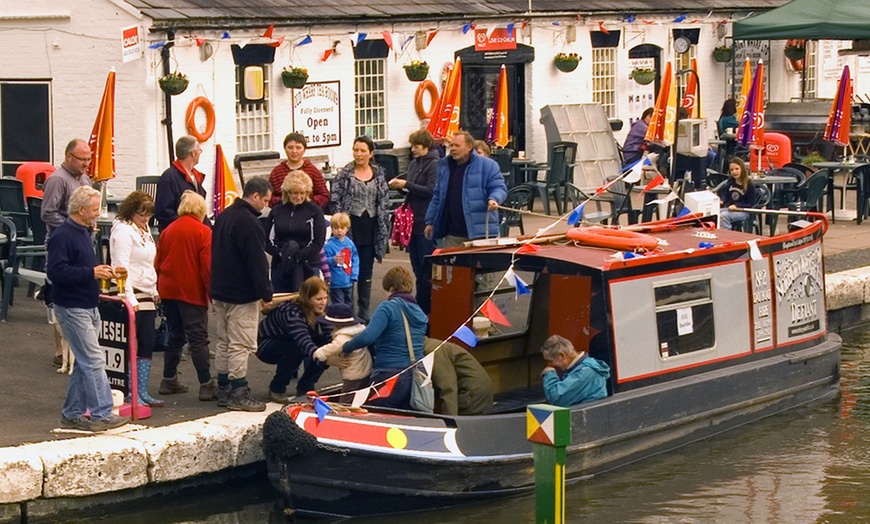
[
  {"x1": 159, "y1": 375, "x2": 189, "y2": 395},
  {"x1": 226, "y1": 386, "x2": 266, "y2": 412},
  {"x1": 53, "y1": 355, "x2": 63, "y2": 367},
  {"x1": 199, "y1": 379, "x2": 218, "y2": 401},
  {"x1": 269, "y1": 390, "x2": 290, "y2": 404},
  {"x1": 60, "y1": 415, "x2": 93, "y2": 431},
  {"x1": 216, "y1": 383, "x2": 232, "y2": 407},
  {"x1": 89, "y1": 414, "x2": 130, "y2": 432}
]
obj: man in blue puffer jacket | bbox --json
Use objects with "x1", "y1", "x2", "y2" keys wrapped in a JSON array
[{"x1": 424, "y1": 131, "x2": 507, "y2": 247}]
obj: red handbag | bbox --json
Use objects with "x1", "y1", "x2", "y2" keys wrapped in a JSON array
[{"x1": 391, "y1": 202, "x2": 414, "y2": 249}]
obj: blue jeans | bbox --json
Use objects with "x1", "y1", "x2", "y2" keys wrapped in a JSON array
[
  {"x1": 55, "y1": 305, "x2": 114, "y2": 420},
  {"x1": 330, "y1": 286, "x2": 353, "y2": 306},
  {"x1": 720, "y1": 209, "x2": 750, "y2": 230},
  {"x1": 408, "y1": 233, "x2": 435, "y2": 315}
]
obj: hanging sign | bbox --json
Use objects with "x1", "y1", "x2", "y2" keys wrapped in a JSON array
[
  {"x1": 292, "y1": 81, "x2": 342, "y2": 148},
  {"x1": 121, "y1": 25, "x2": 142, "y2": 63},
  {"x1": 475, "y1": 28, "x2": 516, "y2": 51}
]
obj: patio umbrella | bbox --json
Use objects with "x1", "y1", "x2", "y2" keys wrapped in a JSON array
[
  {"x1": 736, "y1": 59, "x2": 752, "y2": 119},
  {"x1": 737, "y1": 60, "x2": 765, "y2": 171},
  {"x1": 213, "y1": 144, "x2": 240, "y2": 218},
  {"x1": 428, "y1": 58, "x2": 462, "y2": 140},
  {"x1": 88, "y1": 69, "x2": 116, "y2": 183},
  {"x1": 824, "y1": 65, "x2": 852, "y2": 147},
  {"x1": 485, "y1": 65, "x2": 509, "y2": 147},
  {"x1": 644, "y1": 62, "x2": 677, "y2": 145},
  {"x1": 680, "y1": 58, "x2": 701, "y2": 118}
]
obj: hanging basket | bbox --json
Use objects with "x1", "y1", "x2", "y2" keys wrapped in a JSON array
[
  {"x1": 712, "y1": 47, "x2": 733, "y2": 63},
  {"x1": 631, "y1": 69, "x2": 656, "y2": 85},
  {"x1": 281, "y1": 69, "x2": 309, "y2": 89},
  {"x1": 158, "y1": 74, "x2": 189, "y2": 96},
  {"x1": 404, "y1": 65, "x2": 430, "y2": 82},
  {"x1": 784, "y1": 46, "x2": 806, "y2": 61},
  {"x1": 554, "y1": 57, "x2": 580, "y2": 73}
]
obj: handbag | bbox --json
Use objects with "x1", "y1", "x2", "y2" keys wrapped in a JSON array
[
  {"x1": 398, "y1": 302, "x2": 434, "y2": 413},
  {"x1": 390, "y1": 202, "x2": 414, "y2": 249},
  {"x1": 154, "y1": 305, "x2": 171, "y2": 352}
]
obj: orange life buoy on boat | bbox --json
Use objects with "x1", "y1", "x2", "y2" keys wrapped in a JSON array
[
  {"x1": 414, "y1": 80, "x2": 439, "y2": 120},
  {"x1": 566, "y1": 227, "x2": 659, "y2": 252},
  {"x1": 185, "y1": 96, "x2": 215, "y2": 142}
]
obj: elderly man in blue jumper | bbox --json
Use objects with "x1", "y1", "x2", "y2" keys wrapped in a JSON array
[
  {"x1": 424, "y1": 130, "x2": 507, "y2": 248},
  {"x1": 540, "y1": 334, "x2": 610, "y2": 407}
]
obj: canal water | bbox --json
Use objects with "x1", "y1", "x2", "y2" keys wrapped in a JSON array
[{"x1": 63, "y1": 324, "x2": 870, "y2": 523}]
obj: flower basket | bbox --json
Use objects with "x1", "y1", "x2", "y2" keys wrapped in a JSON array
[
  {"x1": 403, "y1": 61, "x2": 430, "y2": 82},
  {"x1": 554, "y1": 53, "x2": 581, "y2": 73},
  {"x1": 713, "y1": 46, "x2": 733, "y2": 63},
  {"x1": 281, "y1": 68, "x2": 309, "y2": 89},
  {"x1": 631, "y1": 69, "x2": 656, "y2": 85},
  {"x1": 158, "y1": 73, "x2": 189, "y2": 96},
  {"x1": 784, "y1": 45, "x2": 806, "y2": 61}
]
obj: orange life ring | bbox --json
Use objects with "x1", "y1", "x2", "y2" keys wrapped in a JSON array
[
  {"x1": 414, "y1": 80, "x2": 439, "y2": 120},
  {"x1": 566, "y1": 227, "x2": 659, "y2": 252},
  {"x1": 186, "y1": 96, "x2": 215, "y2": 142}
]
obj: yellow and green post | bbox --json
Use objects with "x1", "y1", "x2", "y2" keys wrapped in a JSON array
[{"x1": 527, "y1": 404, "x2": 572, "y2": 524}]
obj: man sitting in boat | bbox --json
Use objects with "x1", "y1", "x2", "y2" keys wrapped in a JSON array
[
  {"x1": 540, "y1": 335, "x2": 610, "y2": 407},
  {"x1": 423, "y1": 338, "x2": 493, "y2": 416}
]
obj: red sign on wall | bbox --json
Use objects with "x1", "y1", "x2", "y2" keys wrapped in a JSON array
[{"x1": 474, "y1": 28, "x2": 517, "y2": 51}]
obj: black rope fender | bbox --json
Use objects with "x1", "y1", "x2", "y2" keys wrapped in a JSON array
[{"x1": 262, "y1": 408, "x2": 319, "y2": 462}]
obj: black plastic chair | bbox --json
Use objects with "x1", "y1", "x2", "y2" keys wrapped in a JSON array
[
  {"x1": 739, "y1": 184, "x2": 771, "y2": 234},
  {"x1": 373, "y1": 153, "x2": 403, "y2": 210},
  {"x1": 787, "y1": 170, "x2": 830, "y2": 225},
  {"x1": 563, "y1": 183, "x2": 613, "y2": 224},
  {"x1": 499, "y1": 185, "x2": 534, "y2": 236},
  {"x1": 490, "y1": 149, "x2": 514, "y2": 186},
  {"x1": 852, "y1": 164, "x2": 870, "y2": 224},
  {"x1": 526, "y1": 142, "x2": 577, "y2": 215},
  {"x1": 0, "y1": 215, "x2": 46, "y2": 322},
  {"x1": 0, "y1": 178, "x2": 31, "y2": 245},
  {"x1": 706, "y1": 172, "x2": 728, "y2": 192},
  {"x1": 136, "y1": 176, "x2": 161, "y2": 230}
]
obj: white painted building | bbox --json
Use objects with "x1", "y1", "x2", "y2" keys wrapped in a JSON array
[{"x1": 1, "y1": 0, "x2": 860, "y2": 201}]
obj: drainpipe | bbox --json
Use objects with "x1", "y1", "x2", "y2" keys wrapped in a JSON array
[{"x1": 161, "y1": 30, "x2": 176, "y2": 163}]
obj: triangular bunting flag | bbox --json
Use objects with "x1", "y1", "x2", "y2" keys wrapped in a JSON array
[
  {"x1": 481, "y1": 299, "x2": 511, "y2": 327},
  {"x1": 287, "y1": 405, "x2": 303, "y2": 420},
  {"x1": 516, "y1": 243, "x2": 540, "y2": 254},
  {"x1": 351, "y1": 387, "x2": 370, "y2": 407},
  {"x1": 372, "y1": 376, "x2": 398, "y2": 399},
  {"x1": 515, "y1": 276, "x2": 530, "y2": 295},
  {"x1": 676, "y1": 206, "x2": 691, "y2": 218},
  {"x1": 452, "y1": 325, "x2": 478, "y2": 347},
  {"x1": 313, "y1": 397, "x2": 332, "y2": 423},
  {"x1": 622, "y1": 155, "x2": 653, "y2": 184},
  {"x1": 262, "y1": 24, "x2": 274, "y2": 39},
  {"x1": 747, "y1": 239, "x2": 762, "y2": 260},
  {"x1": 567, "y1": 202, "x2": 585, "y2": 226},
  {"x1": 641, "y1": 173, "x2": 665, "y2": 193},
  {"x1": 295, "y1": 35, "x2": 313, "y2": 46},
  {"x1": 382, "y1": 31, "x2": 393, "y2": 49},
  {"x1": 195, "y1": 37, "x2": 206, "y2": 47},
  {"x1": 268, "y1": 36, "x2": 284, "y2": 48},
  {"x1": 321, "y1": 49, "x2": 334, "y2": 62},
  {"x1": 427, "y1": 30, "x2": 438, "y2": 46},
  {"x1": 419, "y1": 352, "x2": 435, "y2": 387},
  {"x1": 649, "y1": 191, "x2": 678, "y2": 205}
]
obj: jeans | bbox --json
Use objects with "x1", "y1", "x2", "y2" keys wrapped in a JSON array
[
  {"x1": 135, "y1": 309, "x2": 157, "y2": 360},
  {"x1": 407, "y1": 233, "x2": 435, "y2": 314},
  {"x1": 257, "y1": 338, "x2": 325, "y2": 395},
  {"x1": 163, "y1": 299, "x2": 211, "y2": 382},
  {"x1": 213, "y1": 300, "x2": 259, "y2": 381},
  {"x1": 330, "y1": 286, "x2": 353, "y2": 306},
  {"x1": 720, "y1": 209, "x2": 750, "y2": 231},
  {"x1": 55, "y1": 305, "x2": 114, "y2": 420},
  {"x1": 356, "y1": 243, "x2": 375, "y2": 322}
]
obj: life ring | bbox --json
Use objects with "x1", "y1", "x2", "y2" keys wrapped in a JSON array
[
  {"x1": 414, "y1": 80, "x2": 439, "y2": 120},
  {"x1": 186, "y1": 96, "x2": 215, "y2": 142},
  {"x1": 566, "y1": 227, "x2": 659, "y2": 252}
]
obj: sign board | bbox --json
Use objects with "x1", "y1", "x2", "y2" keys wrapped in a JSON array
[
  {"x1": 773, "y1": 239, "x2": 825, "y2": 344},
  {"x1": 121, "y1": 25, "x2": 142, "y2": 63},
  {"x1": 627, "y1": 57, "x2": 655, "y2": 126},
  {"x1": 728, "y1": 40, "x2": 770, "y2": 102},
  {"x1": 98, "y1": 297, "x2": 132, "y2": 395},
  {"x1": 750, "y1": 258, "x2": 774, "y2": 350},
  {"x1": 291, "y1": 81, "x2": 341, "y2": 148},
  {"x1": 474, "y1": 28, "x2": 517, "y2": 52}
]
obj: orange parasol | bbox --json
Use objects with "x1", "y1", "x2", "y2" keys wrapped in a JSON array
[
  {"x1": 428, "y1": 58, "x2": 462, "y2": 140},
  {"x1": 737, "y1": 60, "x2": 766, "y2": 171},
  {"x1": 644, "y1": 62, "x2": 677, "y2": 145},
  {"x1": 824, "y1": 65, "x2": 852, "y2": 147},
  {"x1": 213, "y1": 144, "x2": 240, "y2": 217},
  {"x1": 485, "y1": 65, "x2": 509, "y2": 147},
  {"x1": 680, "y1": 58, "x2": 701, "y2": 118},
  {"x1": 88, "y1": 70, "x2": 116, "y2": 182},
  {"x1": 735, "y1": 59, "x2": 752, "y2": 120}
]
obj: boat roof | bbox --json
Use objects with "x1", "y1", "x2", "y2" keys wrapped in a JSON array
[{"x1": 428, "y1": 220, "x2": 825, "y2": 274}]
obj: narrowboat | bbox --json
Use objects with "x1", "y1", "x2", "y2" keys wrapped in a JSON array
[{"x1": 263, "y1": 214, "x2": 841, "y2": 519}]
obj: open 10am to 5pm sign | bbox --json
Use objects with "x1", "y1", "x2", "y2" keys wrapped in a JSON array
[{"x1": 292, "y1": 81, "x2": 341, "y2": 149}]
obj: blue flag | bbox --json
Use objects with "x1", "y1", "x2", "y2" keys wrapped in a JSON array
[
  {"x1": 676, "y1": 206, "x2": 691, "y2": 218},
  {"x1": 313, "y1": 398, "x2": 332, "y2": 422},
  {"x1": 452, "y1": 325, "x2": 478, "y2": 347},
  {"x1": 567, "y1": 202, "x2": 585, "y2": 226}
]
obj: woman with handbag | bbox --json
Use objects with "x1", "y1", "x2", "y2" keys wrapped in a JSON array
[
  {"x1": 109, "y1": 191, "x2": 163, "y2": 407},
  {"x1": 153, "y1": 191, "x2": 217, "y2": 401},
  {"x1": 265, "y1": 170, "x2": 326, "y2": 293},
  {"x1": 388, "y1": 130, "x2": 438, "y2": 314},
  {"x1": 341, "y1": 267, "x2": 431, "y2": 411},
  {"x1": 329, "y1": 136, "x2": 390, "y2": 322}
]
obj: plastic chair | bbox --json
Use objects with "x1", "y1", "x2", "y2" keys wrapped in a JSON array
[
  {"x1": 706, "y1": 172, "x2": 728, "y2": 191},
  {"x1": 498, "y1": 185, "x2": 534, "y2": 236},
  {"x1": 0, "y1": 215, "x2": 46, "y2": 322},
  {"x1": 527, "y1": 142, "x2": 577, "y2": 215},
  {"x1": 15, "y1": 162, "x2": 55, "y2": 200},
  {"x1": 0, "y1": 178, "x2": 31, "y2": 245},
  {"x1": 749, "y1": 133, "x2": 792, "y2": 170},
  {"x1": 787, "y1": 170, "x2": 830, "y2": 226},
  {"x1": 563, "y1": 183, "x2": 612, "y2": 224},
  {"x1": 490, "y1": 149, "x2": 514, "y2": 186},
  {"x1": 740, "y1": 184, "x2": 771, "y2": 234},
  {"x1": 852, "y1": 164, "x2": 870, "y2": 224},
  {"x1": 136, "y1": 176, "x2": 161, "y2": 230}
]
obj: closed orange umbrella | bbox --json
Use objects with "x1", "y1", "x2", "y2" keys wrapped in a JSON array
[
  {"x1": 736, "y1": 59, "x2": 752, "y2": 120},
  {"x1": 824, "y1": 65, "x2": 852, "y2": 147},
  {"x1": 214, "y1": 144, "x2": 240, "y2": 218},
  {"x1": 738, "y1": 60, "x2": 766, "y2": 171},
  {"x1": 428, "y1": 58, "x2": 462, "y2": 139},
  {"x1": 645, "y1": 62, "x2": 677, "y2": 145},
  {"x1": 681, "y1": 58, "x2": 701, "y2": 118},
  {"x1": 485, "y1": 65, "x2": 509, "y2": 147},
  {"x1": 88, "y1": 70, "x2": 116, "y2": 183}
]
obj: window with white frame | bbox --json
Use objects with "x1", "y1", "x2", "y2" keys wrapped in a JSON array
[
  {"x1": 354, "y1": 58, "x2": 386, "y2": 140},
  {"x1": 235, "y1": 64, "x2": 272, "y2": 153},
  {"x1": 804, "y1": 41, "x2": 818, "y2": 99},
  {"x1": 592, "y1": 47, "x2": 617, "y2": 118}
]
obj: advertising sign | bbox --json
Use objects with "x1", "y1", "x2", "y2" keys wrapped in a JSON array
[
  {"x1": 750, "y1": 257, "x2": 774, "y2": 350},
  {"x1": 98, "y1": 298, "x2": 131, "y2": 395},
  {"x1": 121, "y1": 25, "x2": 141, "y2": 63},
  {"x1": 474, "y1": 28, "x2": 517, "y2": 52},
  {"x1": 773, "y1": 239, "x2": 825, "y2": 343},
  {"x1": 291, "y1": 81, "x2": 341, "y2": 148}
]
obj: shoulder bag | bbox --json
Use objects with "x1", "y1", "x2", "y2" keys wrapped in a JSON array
[{"x1": 398, "y1": 302, "x2": 434, "y2": 413}]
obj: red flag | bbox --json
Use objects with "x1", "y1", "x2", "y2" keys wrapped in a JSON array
[
  {"x1": 88, "y1": 70, "x2": 116, "y2": 182},
  {"x1": 427, "y1": 30, "x2": 438, "y2": 46},
  {"x1": 516, "y1": 243, "x2": 540, "y2": 254},
  {"x1": 195, "y1": 37, "x2": 206, "y2": 47},
  {"x1": 286, "y1": 405, "x2": 303, "y2": 420},
  {"x1": 382, "y1": 31, "x2": 393, "y2": 49},
  {"x1": 262, "y1": 23, "x2": 274, "y2": 39},
  {"x1": 268, "y1": 36, "x2": 284, "y2": 48},
  {"x1": 598, "y1": 21, "x2": 610, "y2": 34},
  {"x1": 481, "y1": 299, "x2": 511, "y2": 327},
  {"x1": 372, "y1": 376, "x2": 398, "y2": 399},
  {"x1": 321, "y1": 49, "x2": 334, "y2": 62},
  {"x1": 641, "y1": 173, "x2": 665, "y2": 193}
]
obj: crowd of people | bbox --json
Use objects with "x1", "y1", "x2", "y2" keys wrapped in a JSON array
[{"x1": 44, "y1": 128, "x2": 618, "y2": 431}]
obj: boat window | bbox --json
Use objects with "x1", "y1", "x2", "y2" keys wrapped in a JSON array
[
  {"x1": 654, "y1": 279, "x2": 715, "y2": 358},
  {"x1": 472, "y1": 269, "x2": 534, "y2": 338}
]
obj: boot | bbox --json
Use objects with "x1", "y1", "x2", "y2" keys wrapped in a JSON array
[
  {"x1": 159, "y1": 374, "x2": 189, "y2": 395},
  {"x1": 216, "y1": 382, "x2": 232, "y2": 407},
  {"x1": 357, "y1": 279, "x2": 372, "y2": 322},
  {"x1": 199, "y1": 379, "x2": 218, "y2": 401},
  {"x1": 137, "y1": 359, "x2": 164, "y2": 407},
  {"x1": 226, "y1": 385, "x2": 266, "y2": 412}
]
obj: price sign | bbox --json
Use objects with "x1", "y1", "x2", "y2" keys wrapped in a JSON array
[{"x1": 98, "y1": 298, "x2": 131, "y2": 395}]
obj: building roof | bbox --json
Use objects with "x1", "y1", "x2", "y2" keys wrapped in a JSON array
[{"x1": 130, "y1": 0, "x2": 790, "y2": 31}]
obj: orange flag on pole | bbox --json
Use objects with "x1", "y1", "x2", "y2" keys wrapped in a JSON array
[
  {"x1": 88, "y1": 70, "x2": 116, "y2": 182},
  {"x1": 214, "y1": 144, "x2": 240, "y2": 217}
]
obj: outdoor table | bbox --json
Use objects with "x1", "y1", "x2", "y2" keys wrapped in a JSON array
[
  {"x1": 812, "y1": 161, "x2": 868, "y2": 223},
  {"x1": 750, "y1": 175, "x2": 801, "y2": 235},
  {"x1": 511, "y1": 158, "x2": 536, "y2": 187}
]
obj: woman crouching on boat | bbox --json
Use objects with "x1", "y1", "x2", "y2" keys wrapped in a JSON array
[
  {"x1": 341, "y1": 266, "x2": 428, "y2": 410},
  {"x1": 257, "y1": 277, "x2": 332, "y2": 403},
  {"x1": 718, "y1": 157, "x2": 757, "y2": 231}
]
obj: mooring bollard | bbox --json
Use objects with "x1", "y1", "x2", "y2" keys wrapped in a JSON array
[{"x1": 527, "y1": 404, "x2": 571, "y2": 524}]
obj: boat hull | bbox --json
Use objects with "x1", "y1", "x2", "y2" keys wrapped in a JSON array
[{"x1": 266, "y1": 336, "x2": 841, "y2": 518}]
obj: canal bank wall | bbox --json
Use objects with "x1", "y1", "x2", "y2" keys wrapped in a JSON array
[{"x1": 2, "y1": 266, "x2": 870, "y2": 524}]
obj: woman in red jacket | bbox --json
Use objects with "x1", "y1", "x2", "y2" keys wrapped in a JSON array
[{"x1": 154, "y1": 191, "x2": 217, "y2": 401}]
